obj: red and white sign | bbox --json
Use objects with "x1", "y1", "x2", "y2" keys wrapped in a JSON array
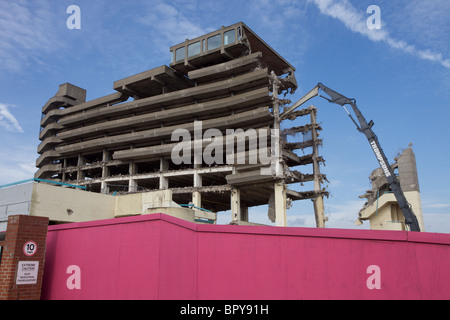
[{"x1": 23, "y1": 241, "x2": 37, "y2": 256}]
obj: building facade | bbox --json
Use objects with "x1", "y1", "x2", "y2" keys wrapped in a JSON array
[{"x1": 35, "y1": 22, "x2": 327, "y2": 226}]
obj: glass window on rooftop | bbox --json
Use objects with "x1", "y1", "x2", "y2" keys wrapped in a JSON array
[
  {"x1": 175, "y1": 47, "x2": 185, "y2": 62},
  {"x1": 207, "y1": 34, "x2": 221, "y2": 50},
  {"x1": 224, "y1": 30, "x2": 235, "y2": 45},
  {"x1": 188, "y1": 41, "x2": 201, "y2": 57}
]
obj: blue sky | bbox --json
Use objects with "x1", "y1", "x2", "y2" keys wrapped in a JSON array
[{"x1": 1, "y1": 0, "x2": 449, "y2": 232}]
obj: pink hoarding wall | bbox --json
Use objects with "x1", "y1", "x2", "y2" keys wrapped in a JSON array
[{"x1": 41, "y1": 213, "x2": 450, "y2": 300}]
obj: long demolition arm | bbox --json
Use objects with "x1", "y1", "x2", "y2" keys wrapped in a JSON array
[{"x1": 281, "y1": 83, "x2": 421, "y2": 231}]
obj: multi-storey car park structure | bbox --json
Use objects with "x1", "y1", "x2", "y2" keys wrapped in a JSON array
[{"x1": 35, "y1": 22, "x2": 328, "y2": 227}]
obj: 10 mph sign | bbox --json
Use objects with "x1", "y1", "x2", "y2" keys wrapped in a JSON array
[{"x1": 23, "y1": 241, "x2": 37, "y2": 256}]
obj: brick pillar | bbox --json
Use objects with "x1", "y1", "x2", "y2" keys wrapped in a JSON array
[{"x1": 0, "y1": 215, "x2": 49, "y2": 300}]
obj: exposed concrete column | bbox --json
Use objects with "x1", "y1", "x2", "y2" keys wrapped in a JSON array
[
  {"x1": 129, "y1": 162, "x2": 137, "y2": 192},
  {"x1": 193, "y1": 163, "x2": 202, "y2": 208},
  {"x1": 129, "y1": 162, "x2": 137, "y2": 175},
  {"x1": 271, "y1": 73, "x2": 286, "y2": 227},
  {"x1": 76, "y1": 154, "x2": 85, "y2": 181},
  {"x1": 231, "y1": 187, "x2": 241, "y2": 223},
  {"x1": 128, "y1": 180, "x2": 137, "y2": 193},
  {"x1": 240, "y1": 205, "x2": 249, "y2": 222},
  {"x1": 159, "y1": 158, "x2": 169, "y2": 189},
  {"x1": 101, "y1": 149, "x2": 110, "y2": 194},
  {"x1": 271, "y1": 72, "x2": 283, "y2": 177},
  {"x1": 101, "y1": 182, "x2": 109, "y2": 195},
  {"x1": 274, "y1": 182, "x2": 287, "y2": 226},
  {"x1": 102, "y1": 149, "x2": 110, "y2": 163},
  {"x1": 192, "y1": 192, "x2": 201, "y2": 209},
  {"x1": 310, "y1": 107, "x2": 325, "y2": 228},
  {"x1": 194, "y1": 166, "x2": 202, "y2": 187},
  {"x1": 62, "y1": 158, "x2": 67, "y2": 182},
  {"x1": 313, "y1": 197, "x2": 325, "y2": 228}
]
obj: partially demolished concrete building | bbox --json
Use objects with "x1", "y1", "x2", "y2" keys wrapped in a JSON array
[
  {"x1": 357, "y1": 144, "x2": 425, "y2": 231},
  {"x1": 35, "y1": 22, "x2": 327, "y2": 226}
]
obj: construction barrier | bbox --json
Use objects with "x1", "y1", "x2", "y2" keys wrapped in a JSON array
[{"x1": 41, "y1": 213, "x2": 450, "y2": 300}]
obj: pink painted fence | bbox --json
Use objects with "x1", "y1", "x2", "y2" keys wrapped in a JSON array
[{"x1": 41, "y1": 213, "x2": 450, "y2": 300}]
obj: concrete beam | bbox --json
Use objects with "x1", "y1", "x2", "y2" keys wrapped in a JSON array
[
  {"x1": 34, "y1": 164, "x2": 62, "y2": 179},
  {"x1": 226, "y1": 170, "x2": 273, "y2": 186},
  {"x1": 56, "y1": 107, "x2": 273, "y2": 155},
  {"x1": 60, "y1": 92, "x2": 127, "y2": 117},
  {"x1": 37, "y1": 136, "x2": 63, "y2": 154},
  {"x1": 39, "y1": 122, "x2": 62, "y2": 141},
  {"x1": 171, "y1": 185, "x2": 231, "y2": 194},
  {"x1": 113, "y1": 65, "x2": 193, "y2": 95},
  {"x1": 41, "y1": 96, "x2": 78, "y2": 115},
  {"x1": 188, "y1": 52, "x2": 262, "y2": 83},
  {"x1": 59, "y1": 69, "x2": 270, "y2": 127},
  {"x1": 57, "y1": 88, "x2": 271, "y2": 141}
]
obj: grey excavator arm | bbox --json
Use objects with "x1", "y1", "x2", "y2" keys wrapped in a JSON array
[{"x1": 281, "y1": 83, "x2": 420, "y2": 231}]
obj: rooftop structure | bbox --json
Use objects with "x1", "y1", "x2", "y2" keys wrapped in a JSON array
[{"x1": 35, "y1": 22, "x2": 327, "y2": 226}]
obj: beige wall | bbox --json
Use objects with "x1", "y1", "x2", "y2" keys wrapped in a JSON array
[
  {"x1": 115, "y1": 190, "x2": 179, "y2": 217},
  {"x1": 114, "y1": 193, "x2": 143, "y2": 217},
  {"x1": 359, "y1": 191, "x2": 424, "y2": 231},
  {"x1": 30, "y1": 183, "x2": 116, "y2": 223},
  {"x1": 29, "y1": 184, "x2": 215, "y2": 225}
]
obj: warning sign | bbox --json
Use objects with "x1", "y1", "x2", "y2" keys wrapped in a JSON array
[{"x1": 16, "y1": 261, "x2": 39, "y2": 285}]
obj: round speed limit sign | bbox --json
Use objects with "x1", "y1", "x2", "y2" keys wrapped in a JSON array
[{"x1": 23, "y1": 241, "x2": 37, "y2": 256}]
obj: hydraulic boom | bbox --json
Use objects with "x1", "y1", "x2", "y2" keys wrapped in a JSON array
[{"x1": 281, "y1": 83, "x2": 421, "y2": 231}]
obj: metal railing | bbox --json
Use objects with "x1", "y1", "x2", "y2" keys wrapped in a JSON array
[{"x1": 0, "y1": 178, "x2": 86, "y2": 190}]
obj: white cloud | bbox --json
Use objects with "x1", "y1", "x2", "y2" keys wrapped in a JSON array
[
  {"x1": 288, "y1": 215, "x2": 316, "y2": 228},
  {"x1": 323, "y1": 199, "x2": 369, "y2": 229},
  {"x1": 422, "y1": 212, "x2": 450, "y2": 234},
  {"x1": 0, "y1": 161, "x2": 36, "y2": 185},
  {"x1": 310, "y1": 0, "x2": 450, "y2": 69},
  {"x1": 0, "y1": 141, "x2": 37, "y2": 185},
  {"x1": 0, "y1": 103, "x2": 24, "y2": 133},
  {"x1": 0, "y1": 0, "x2": 60, "y2": 72},
  {"x1": 216, "y1": 199, "x2": 449, "y2": 233},
  {"x1": 19, "y1": 163, "x2": 37, "y2": 175},
  {"x1": 137, "y1": 2, "x2": 213, "y2": 50},
  {"x1": 285, "y1": 199, "x2": 369, "y2": 229},
  {"x1": 423, "y1": 203, "x2": 450, "y2": 209}
]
